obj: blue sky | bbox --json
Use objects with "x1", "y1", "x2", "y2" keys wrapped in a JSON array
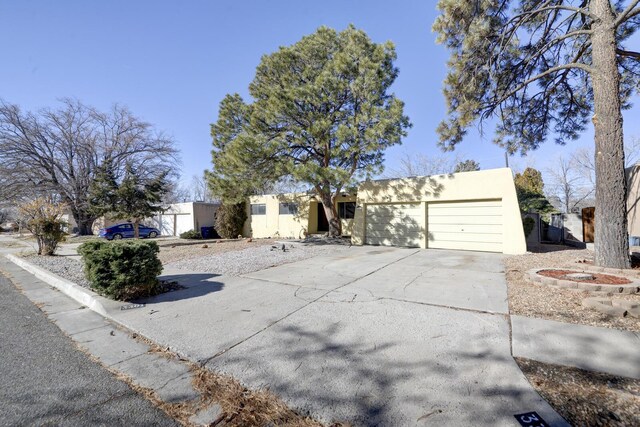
[{"x1": 1, "y1": 0, "x2": 638, "y2": 186}]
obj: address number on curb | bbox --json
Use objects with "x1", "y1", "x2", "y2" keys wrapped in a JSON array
[
  {"x1": 121, "y1": 303, "x2": 145, "y2": 310},
  {"x1": 514, "y1": 411, "x2": 549, "y2": 427}
]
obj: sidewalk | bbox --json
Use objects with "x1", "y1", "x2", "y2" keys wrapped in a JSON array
[
  {"x1": 511, "y1": 315, "x2": 640, "y2": 379},
  {"x1": 0, "y1": 257, "x2": 222, "y2": 426},
  {"x1": 0, "y1": 268, "x2": 178, "y2": 427}
]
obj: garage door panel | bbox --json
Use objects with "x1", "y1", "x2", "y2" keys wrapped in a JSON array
[
  {"x1": 366, "y1": 218, "x2": 424, "y2": 229},
  {"x1": 429, "y1": 223, "x2": 502, "y2": 234},
  {"x1": 365, "y1": 235, "x2": 423, "y2": 247},
  {"x1": 365, "y1": 203, "x2": 424, "y2": 247},
  {"x1": 366, "y1": 223, "x2": 424, "y2": 232},
  {"x1": 426, "y1": 240, "x2": 503, "y2": 252},
  {"x1": 429, "y1": 231, "x2": 503, "y2": 244},
  {"x1": 428, "y1": 200, "x2": 503, "y2": 253},
  {"x1": 428, "y1": 215, "x2": 503, "y2": 225},
  {"x1": 429, "y1": 206, "x2": 502, "y2": 217},
  {"x1": 429, "y1": 200, "x2": 502, "y2": 209}
]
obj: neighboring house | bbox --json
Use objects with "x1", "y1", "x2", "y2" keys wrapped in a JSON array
[
  {"x1": 243, "y1": 168, "x2": 526, "y2": 255},
  {"x1": 150, "y1": 202, "x2": 220, "y2": 237},
  {"x1": 627, "y1": 164, "x2": 640, "y2": 239},
  {"x1": 567, "y1": 164, "x2": 640, "y2": 244},
  {"x1": 244, "y1": 193, "x2": 357, "y2": 239}
]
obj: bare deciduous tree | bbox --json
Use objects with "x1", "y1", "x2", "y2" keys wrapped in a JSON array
[
  {"x1": 0, "y1": 99, "x2": 179, "y2": 234},
  {"x1": 573, "y1": 136, "x2": 640, "y2": 187},
  {"x1": 385, "y1": 152, "x2": 470, "y2": 178},
  {"x1": 545, "y1": 156, "x2": 594, "y2": 214},
  {"x1": 191, "y1": 174, "x2": 217, "y2": 202}
]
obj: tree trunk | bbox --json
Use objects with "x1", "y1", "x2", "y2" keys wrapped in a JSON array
[
  {"x1": 71, "y1": 210, "x2": 96, "y2": 236},
  {"x1": 133, "y1": 219, "x2": 140, "y2": 239},
  {"x1": 591, "y1": 0, "x2": 629, "y2": 268},
  {"x1": 320, "y1": 192, "x2": 341, "y2": 237}
]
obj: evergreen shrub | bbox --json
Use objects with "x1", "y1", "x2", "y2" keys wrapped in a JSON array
[{"x1": 78, "y1": 240, "x2": 162, "y2": 300}]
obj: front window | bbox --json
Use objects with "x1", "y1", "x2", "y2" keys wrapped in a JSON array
[
  {"x1": 338, "y1": 202, "x2": 356, "y2": 219},
  {"x1": 279, "y1": 203, "x2": 298, "y2": 215},
  {"x1": 251, "y1": 204, "x2": 266, "y2": 215}
]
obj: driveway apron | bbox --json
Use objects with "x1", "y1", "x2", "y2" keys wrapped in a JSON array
[{"x1": 108, "y1": 246, "x2": 565, "y2": 426}]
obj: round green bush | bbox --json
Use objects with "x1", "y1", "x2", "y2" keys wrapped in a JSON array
[{"x1": 78, "y1": 240, "x2": 163, "y2": 301}]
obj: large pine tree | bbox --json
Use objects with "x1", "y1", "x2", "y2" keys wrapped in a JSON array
[
  {"x1": 208, "y1": 25, "x2": 411, "y2": 237},
  {"x1": 433, "y1": 1, "x2": 639, "y2": 268}
]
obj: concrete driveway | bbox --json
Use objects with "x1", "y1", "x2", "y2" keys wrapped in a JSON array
[{"x1": 111, "y1": 246, "x2": 565, "y2": 426}]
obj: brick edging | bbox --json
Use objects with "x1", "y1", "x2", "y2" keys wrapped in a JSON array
[{"x1": 527, "y1": 267, "x2": 640, "y2": 294}]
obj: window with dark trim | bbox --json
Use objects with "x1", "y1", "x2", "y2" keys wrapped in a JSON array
[
  {"x1": 250, "y1": 204, "x2": 266, "y2": 215},
  {"x1": 279, "y1": 202, "x2": 298, "y2": 215},
  {"x1": 338, "y1": 202, "x2": 356, "y2": 219}
]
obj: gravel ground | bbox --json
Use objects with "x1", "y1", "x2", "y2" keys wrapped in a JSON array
[
  {"x1": 516, "y1": 358, "x2": 640, "y2": 427},
  {"x1": 25, "y1": 240, "x2": 351, "y2": 287},
  {"x1": 157, "y1": 238, "x2": 275, "y2": 264},
  {"x1": 506, "y1": 245, "x2": 640, "y2": 332},
  {"x1": 24, "y1": 254, "x2": 92, "y2": 289},
  {"x1": 164, "y1": 242, "x2": 351, "y2": 276}
]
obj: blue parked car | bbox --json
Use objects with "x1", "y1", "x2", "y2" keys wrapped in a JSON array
[{"x1": 98, "y1": 223, "x2": 160, "y2": 240}]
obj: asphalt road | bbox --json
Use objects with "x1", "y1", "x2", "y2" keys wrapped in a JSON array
[{"x1": 0, "y1": 271, "x2": 177, "y2": 427}]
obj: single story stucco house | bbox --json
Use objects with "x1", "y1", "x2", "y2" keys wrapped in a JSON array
[
  {"x1": 243, "y1": 168, "x2": 526, "y2": 255},
  {"x1": 244, "y1": 193, "x2": 357, "y2": 239}
]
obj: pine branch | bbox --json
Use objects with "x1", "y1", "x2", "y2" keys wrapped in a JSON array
[{"x1": 490, "y1": 62, "x2": 594, "y2": 108}]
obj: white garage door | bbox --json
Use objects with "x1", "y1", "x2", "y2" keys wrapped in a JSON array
[
  {"x1": 427, "y1": 200, "x2": 503, "y2": 252},
  {"x1": 158, "y1": 214, "x2": 176, "y2": 236},
  {"x1": 365, "y1": 203, "x2": 424, "y2": 247},
  {"x1": 175, "y1": 214, "x2": 194, "y2": 236}
]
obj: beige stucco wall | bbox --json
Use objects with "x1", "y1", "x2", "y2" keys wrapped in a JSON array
[
  {"x1": 627, "y1": 165, "x2": 640, "y2": 237},
  {"x1": 351, "y1": 168, "x2": 526, "y2": 254},
  {"x1": 244, "y1": 194, "x2": 311, "y2": 239},
  {"x1": 192, "y1": 202, "x2": 219, "y2": 231},
  {"x1": 244, "y1": 193, "x2": 356, "y2": 238}
]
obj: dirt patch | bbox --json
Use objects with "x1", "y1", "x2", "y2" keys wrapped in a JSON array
[
  {"x1": 157, "y1": 239, "x2": 275, "y2": 264},
  {"x1": 516, "y1": 358, "x2": 640, "y2": 427},
  {"x1": 537, "y1": 269, "x2": 632, "y2": 285},
  {"x1": 505, "y1": 245, "x2": 640, "y2": 331}
]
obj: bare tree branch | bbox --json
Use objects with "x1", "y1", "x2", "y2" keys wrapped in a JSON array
[
  {"x1": 614, "y1": 0, "x2": 640, "y2": 27},
  {"x1": 617, "y1": 48, "x2": 640, "y2": 59}
]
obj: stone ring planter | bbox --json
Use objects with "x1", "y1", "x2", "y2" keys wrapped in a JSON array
[{"x1": 527, "y1": 268, "x2": 640, "y2": 294}]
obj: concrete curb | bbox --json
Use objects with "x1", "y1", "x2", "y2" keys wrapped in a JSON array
[{"x1": 4, "y1": 253, "x2": 116, "y2": 316}]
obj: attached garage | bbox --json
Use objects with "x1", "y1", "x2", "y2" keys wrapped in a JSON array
[
  {"x1": 352, "y1": 168, "x2": 526, "y2": 255},
  {"x1": 427, "y1": 200, "x2": 503, "y2": 252},
  {"x1": 365, "y1": 203, "x2": 424, "y2": 247}
]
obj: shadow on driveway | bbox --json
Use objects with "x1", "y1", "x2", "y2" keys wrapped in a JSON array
[
  {"x1": 207, "y1": 301, "x2": 566, "y2": 426},
  {"x1": 138, "y1": 273, "x2": 224, "y2": 303}
]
